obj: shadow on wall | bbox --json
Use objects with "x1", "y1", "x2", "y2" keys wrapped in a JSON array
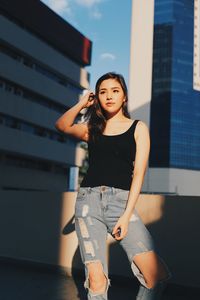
[
  {"x1": 60, "y1": 192, "x2": 200, "y2": 297},
  {"x1": 0, "y1": 190, "x2": 200, "y2": 300},
  {"x1": 146, "y1": 195, "x2": 200, "y2": 288}
]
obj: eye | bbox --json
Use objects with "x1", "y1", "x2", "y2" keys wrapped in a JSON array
[
  {"x1": 113, "y1": 89, "x2": 119, "y2": 93},
  {"x1": 99, "y1": 91, "x2": 105, "y2": 95}
]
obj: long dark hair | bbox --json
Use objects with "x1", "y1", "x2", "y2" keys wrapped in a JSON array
[{"x1": 84, "y1": 72, "x2": 130, "y2": 142}]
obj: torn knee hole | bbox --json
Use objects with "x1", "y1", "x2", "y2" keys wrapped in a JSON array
[
  {"x1": 131, "y1": 251, "x2": 170, "y2": 289},
  {"x1": 87, "y1": 277, "x2": 108, "y2": 295},
  {"x1": 84, "y1": 261, "x2": 110, "y2": 295}
]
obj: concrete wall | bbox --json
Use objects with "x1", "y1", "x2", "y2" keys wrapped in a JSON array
[
  {"x1": 148, "y1": 168, "x2": 200, "y2": 196},
  {"x1": 0, "y1": 190, "x2": 199, "y2": 288},
  {"x1": 0, "y1": 164, "x2": 67, "y2": 191}
]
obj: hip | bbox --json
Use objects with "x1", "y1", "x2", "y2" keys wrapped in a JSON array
[{"x1": 75, "y1": 185, "x2": 134, "y2": 223}]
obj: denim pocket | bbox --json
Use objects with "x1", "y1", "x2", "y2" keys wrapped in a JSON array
[
  {"x1": 76, "y1": 188, "x2": 88, "y2": 201},
  {"x1": 115, "y1": 190, "x2": 129, "y2": 202}
]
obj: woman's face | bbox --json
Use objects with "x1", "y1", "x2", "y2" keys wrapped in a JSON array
[{"x1": 98, "y1": 78, "x2": 125, "y2": 116}]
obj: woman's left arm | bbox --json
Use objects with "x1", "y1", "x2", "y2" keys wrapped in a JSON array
[{"x1": 112, "y1": 121, "x2": 150, "y2": 240}]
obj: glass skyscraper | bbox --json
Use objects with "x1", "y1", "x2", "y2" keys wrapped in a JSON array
[{"x1": 150, "y1": 0, "x2": 200, "y2": 171}]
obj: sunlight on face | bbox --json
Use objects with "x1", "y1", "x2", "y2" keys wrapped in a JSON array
[{"x1": 98, "y1": 79, "x2": 125, "y2": 115}]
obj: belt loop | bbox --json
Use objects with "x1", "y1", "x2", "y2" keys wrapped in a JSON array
[
  {"x1": 101, "y1": 185, "x2": 106, "y2": 192},
  {"x1": 112, "y1": 187, "x2": 115, "y2": 194}
]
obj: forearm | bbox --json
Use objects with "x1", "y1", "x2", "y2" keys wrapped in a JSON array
[
  {"x1": 124, "y1": 171, "x2": 145, "y2": 219},
  {"x1": 55, "y1": 100, "x2": 84, "y2": 131}
]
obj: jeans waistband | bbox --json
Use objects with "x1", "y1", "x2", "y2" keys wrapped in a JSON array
[{"x1": 79, "y1": 185, "x2": 128, "y2": 194}]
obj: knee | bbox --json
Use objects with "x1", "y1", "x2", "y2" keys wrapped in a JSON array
[
  {"x1": 144, "y1": 268, "x2": 169, "y2": 289},
  {"x1": 145, "y1": 277, "x2": 158, "y2": 289},
  {"x1": 86, "y1": 261, "x2": 108, "y2": 294},
  {"x1": 89, "y1": 272, "x2": 107, "y2": 292},
  {"x1": 144, "y1": 267, "x2": 170, "y2": 289},
  {"x1": 132, "y1": 251, "x2": 170, "y2": 289}
]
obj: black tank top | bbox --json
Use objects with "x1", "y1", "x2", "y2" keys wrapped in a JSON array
[{"x1": 81, "y1": 119, "x2": 140, "y2": 190}]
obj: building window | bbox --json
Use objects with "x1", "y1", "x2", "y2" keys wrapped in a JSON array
[
  {"x1": 0, "y1": 77, "x2": 67, "y2": 114},
  {"x1": 20, "y1": 122, "x2": 35, "y2": 133},
  {"x1": 0, "y1": 42, "x2": 83, "y2": 94},
  {"x1": 1, "y1": 113, "x2": 76, "y2": 145},
  {"x1": 5, "y1": 83, "x2": 13, "y2": 92},
  {"x1": 23, "y1": 57, "x2": 34, "y2": 68},
  {"x1": 34, "y1": 127, "x2": 47, "y2": 137},
  {"x1": 0, "y1": 43, "x2": 21, "y2": 61},
  {"x1": 1, "y1": 153, "x2": 68, "y2": 174},
  {"x1": 0, "y1": 79, "x2": 4, "y2": 88},
  {"x1": 0, "y1": 114, "x2": 4, "y2": 125},
  {"x1": 4, "y1": 115, "x2": 20, "y2": 129}
]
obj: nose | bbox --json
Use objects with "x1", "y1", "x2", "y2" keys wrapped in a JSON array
[{"x1": 106, "y1": 94, "x2": 112, "y2": 100}]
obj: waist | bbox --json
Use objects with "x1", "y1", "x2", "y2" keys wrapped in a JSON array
[
  {"x1": 81, "y1": 174, "x2": 132, "y2": 190},
  {"x1": 78, "y1": 185, "x2": 129, "y2": 194},
  {"x1": 81, "y1": 164, "x2": 133, "y2": 190}
]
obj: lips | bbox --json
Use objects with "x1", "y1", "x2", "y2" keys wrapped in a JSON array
[{"x1": 106, "y1": 102, "x2": 115, "y2": 106}]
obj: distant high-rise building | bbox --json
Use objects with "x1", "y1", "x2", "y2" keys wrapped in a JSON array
[
  {"x1": 129, "y1": 0, "x2": 200, "y2": 195},
  {"x1": 193, "y1": 0, "x2": 200, "y2": 91},
  {"x1": 0, "y1": 0, "x2": 92, "y2": 191}
]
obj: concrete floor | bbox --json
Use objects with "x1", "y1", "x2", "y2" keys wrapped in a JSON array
[{"x1": 0, "y1": 260, "x2": 200, "y2": 300}]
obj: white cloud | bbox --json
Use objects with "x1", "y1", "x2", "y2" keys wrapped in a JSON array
[
  {"x1": 42, "y1": 0, "x2": 71, "y2": 15},
  {"x1": 42, "y1": 0, "x2": 103, "y2": 23},
  {"x1": 75, "y1": 0, "x2": 102, "y2": 8},
  {"x1": 90, "y1": 8, "x2": 102, "y2": 19},
  {"x1": 100, "y1": 53, "x2": 116, "y2": 60},
  {"x1": 75, "y1": 0, "x2": 103, "y2": 19}
]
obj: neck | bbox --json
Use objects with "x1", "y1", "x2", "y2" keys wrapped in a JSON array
[{"x1": 105, "y1": 110, "x2": 126, "y2": 123}]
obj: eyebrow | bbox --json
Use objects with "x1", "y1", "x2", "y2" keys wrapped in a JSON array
[{"x1": 99, "y1": 87, "x2": 121, "y2": 91}]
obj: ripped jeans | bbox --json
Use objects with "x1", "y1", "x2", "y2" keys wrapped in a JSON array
[{"x1": 75, "y1": 186, "x2": 171, "y2": 300}]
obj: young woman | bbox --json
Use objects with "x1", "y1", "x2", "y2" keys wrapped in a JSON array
[{"x1": 55, "y1": 72, "x2": 171, "y2": 300}]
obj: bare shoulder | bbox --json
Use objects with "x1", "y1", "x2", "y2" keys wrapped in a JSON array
[{"x1": 134, "y1": 120, "x2": 150, "y2": 140}]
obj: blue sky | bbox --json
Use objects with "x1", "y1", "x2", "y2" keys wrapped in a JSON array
[{"x1": 41, "y1": 0, "x2": 132, "y2": 90}]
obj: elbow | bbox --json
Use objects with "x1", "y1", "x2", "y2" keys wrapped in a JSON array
[
  {"x1": 55, "y1": 120, "x2": 64, "y2": 132},
  {"x1": 54, "y1": 121, "x2": 60, "y2": 131},
  {"x1": 55, "y1": 120, "x2": 71, "y2": 134}
]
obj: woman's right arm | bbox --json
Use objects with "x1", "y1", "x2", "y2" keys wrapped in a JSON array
[{"x1": 55, "y1": 91, "x2": 94, "y2": 142}]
